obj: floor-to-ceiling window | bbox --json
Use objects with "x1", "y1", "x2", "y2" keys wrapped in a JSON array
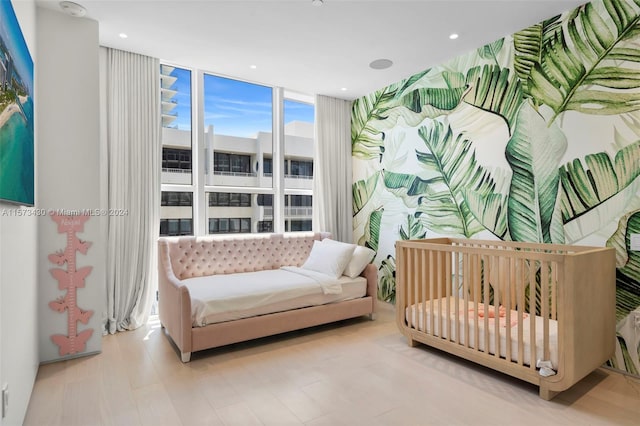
[
  {"x1": 159, "y1": 64, "x2": 314, "y2": 236},
  {"x1": 283, "y1": 98, "x2": 314, "y2": 232},
  {"x1": 160, "y1": 65, "x2": 193, "y2": 236}
]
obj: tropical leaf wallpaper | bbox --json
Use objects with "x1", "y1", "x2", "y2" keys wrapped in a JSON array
[{"x1": 351, "y1": 0, "x2": 640, "y2": 376}]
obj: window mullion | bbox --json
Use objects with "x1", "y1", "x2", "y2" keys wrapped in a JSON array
[
  {"x1": 194, "y1": 69, "x2": 206, "y2": 236},
  {"x1": 273, "y1": 87, "x2": 285, "y2": 233}
]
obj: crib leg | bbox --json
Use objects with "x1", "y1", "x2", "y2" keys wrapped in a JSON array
[
  {"x1": 407, "y1": 337, "x2": 419, "y2": 347},
  {"x1": 539, "y1": 386, "x2": 559, "y2": 401}
]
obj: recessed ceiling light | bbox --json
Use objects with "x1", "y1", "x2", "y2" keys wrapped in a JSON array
[
  {"x1": 249, "y1": 65, "x2": 257, "y2": 69},
  {"x1": 311, "y1": 0, "x2": 324, "y2": 6},
  {"x1": 369, "y1": 59, "x2": 393, "y2": 70},
  {"x1": 449, "y1": 33, "x2": 459, "y2": 40},
  {"x1": 59, "y1": 1, "x2": 86, "y2": 18},
  {"x1": 119, "y1": 33, "x2": 128, "y2": 39},
  {"x1": 340, "y1": 87, "x2": 347, "y2": 91}
]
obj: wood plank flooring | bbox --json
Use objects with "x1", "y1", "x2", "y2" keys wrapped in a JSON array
[{"x1": 24, "y1": 302, "x2": 640, "y2": 425}]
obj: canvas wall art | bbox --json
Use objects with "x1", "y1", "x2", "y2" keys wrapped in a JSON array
[{"x1": 0, "y1": 0, "x2": 34, "y2": 206}]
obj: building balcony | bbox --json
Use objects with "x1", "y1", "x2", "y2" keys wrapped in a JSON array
[
  {"x1": 262, "y1": 206, "x2": 312, "y2": 218},
  {"x1": 162, "y1": 168, "x2": 192, "y2": 185},
  {"x1": 162, "y1": 168, "x2": 313, "y2": 189}
]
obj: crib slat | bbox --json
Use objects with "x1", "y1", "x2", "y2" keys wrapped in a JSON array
[
  {"x1": 454, "y1": 251, "x2": 460, "y2": 345},
  {"x1": 494, "y1": 256, "x2": 502, "y2": 360},
  {"x1": 551, "y1": 261, "x2": 558, "y2": 321},
  {"x1": 517, "y1": 257, "x2": 525, "y2": 366},
  {"x1": 541, "y1": 260, "x2": 550, "y2": 362},
  {"x1": 529, "y1": 260, "x2": 537, "y2": 371},
  {"x1": 445, "y1": 250, "x2": 452, "y2": 341},
  {"x1": 418, "y1": 249, "x2": 426, "y2": 331},
  {"x1": 421, "y1": 249, "x2": 427, "y2": 333},
  {"x1": 463, "y1": 252, "x2": 470, "y2": 348},
  {"x1": 437, "y1": 251, "x2": 443, "y2": 338},
  {"x1": 483, "y1": 254, "x2": 490, "y2": 356},
  {"x1": 505, "y1": 257, "x2": 512, "y2": 363},
  {"x1": 400, "y1": 246, "x2": 410, "y2": 333},
  {"x1": 429, "y1": 250, "x2": 435, "y2": 337},
  {"x1": 406, "y1": 247, "x2": 412, "y2": 329},
  {"x1": 473, "y1": 253, "x2": 480, "y2": 352}
]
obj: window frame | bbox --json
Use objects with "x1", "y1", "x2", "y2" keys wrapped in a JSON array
[{"x1": 160, "y1": 63, "x2": 314, "y2": 236}]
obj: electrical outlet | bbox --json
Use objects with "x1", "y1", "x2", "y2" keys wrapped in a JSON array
[
  {"x1": 2, "y1": 383, "x2": 8, "y2": 418},
  {"x1": 630, "y1": 234, "x2": 640, "y2": 251}
]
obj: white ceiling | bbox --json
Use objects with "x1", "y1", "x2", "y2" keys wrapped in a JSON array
[{"x1": 36, "y1": 0, "x2": 586, "y2": 100}]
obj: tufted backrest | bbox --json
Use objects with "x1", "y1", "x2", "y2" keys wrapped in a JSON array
[{"x1": 160, "y1": 232, "x2": 330, "y2": 280}]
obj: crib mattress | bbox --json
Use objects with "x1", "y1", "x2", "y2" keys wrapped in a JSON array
[
  {"x1": 405, "y1": 297, "x2": 558, "y2": 369},
  {"x1": 183, "y1": 267, "x2": 367, "y2": 327}
]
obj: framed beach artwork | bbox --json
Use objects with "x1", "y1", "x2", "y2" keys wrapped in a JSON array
[{"x1": 0, "y1": 0, "x2": 34, "y2": 206}]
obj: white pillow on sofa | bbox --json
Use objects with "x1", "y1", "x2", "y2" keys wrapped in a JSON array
[
  {"x1": 301, "y1": 239, "x2": 355, "y2": 279},
  {"x1": 322, "y1": 239, "x2": 376, "y2": 278},
  {"x1": 343, "y1": 245, "x2": 376, "y2": 278}
]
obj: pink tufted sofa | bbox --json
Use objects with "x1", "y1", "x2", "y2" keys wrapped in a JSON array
[{"x1": 158, "y1": 232, "x2": 377, "y2": 362}]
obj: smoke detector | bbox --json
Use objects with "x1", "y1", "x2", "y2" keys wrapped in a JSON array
[
  {"x1": 369, "y1": 59, "x2": 393, "y2": 70},
  {"x1": 59, "y1": 1, "x2": 87, "y2": 18}
]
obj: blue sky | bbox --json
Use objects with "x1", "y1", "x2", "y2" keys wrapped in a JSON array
[
  {"x1": 0, "y1": 0, "x2": 34, "y2": 95},
  {"x1": 169, "y1": 68, "x2": 313, "y2": 136}
]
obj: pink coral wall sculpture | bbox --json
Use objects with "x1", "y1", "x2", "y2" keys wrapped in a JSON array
[{"x1": 48, "y1": 214, "x2": 94, "y2": 356}]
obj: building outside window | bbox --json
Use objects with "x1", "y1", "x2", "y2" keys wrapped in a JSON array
[
  {"x1": 209, "y1": 192, "x2": 251, "y2": 207},
  {"x1": 263, "y1": 157, "x2": 272, "y2": 176},
  {"x1": 213, "y1": 153, "x2": 252, "y2": 175},
  {"x1": 289, "y1": 160, "x2": 313, "y2": 178},
  {"x1": 160, "y1": 64, "x2": 314, "y2": 237},
  {"x1": 162, "y1": 147, "x2": 192, "y2": 172},
  {"x1": 209, "y1": 218, "x2": 251, "y2": 234},
  {"x1": 257, "y1": 221, "x2": 273, "y2": 233},
  {"x1": 160, "y1": 218, "x2": 192, "y2": 236}
]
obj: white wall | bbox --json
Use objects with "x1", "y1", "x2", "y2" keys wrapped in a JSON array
[
  {"x1": 36, "y1": 8, "x2": 104, "y2": 363},
  {"x1": 0, "y1": 1, "x2": 38, "y2": 425}
]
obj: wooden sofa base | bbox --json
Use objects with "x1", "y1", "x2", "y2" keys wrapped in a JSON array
[{"x1": 166, "y1": 296, "x2": 374, "y2": 362}]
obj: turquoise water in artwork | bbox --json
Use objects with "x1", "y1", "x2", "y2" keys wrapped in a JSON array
[{"x1": 0, "y1": 97, "x2": 34, "y2": 205}]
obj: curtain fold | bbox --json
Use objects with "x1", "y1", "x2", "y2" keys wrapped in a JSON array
[
  {"x1": 104, "y1": 48, "x2": 160, "y2": 333},
  {"x1": 312, "y1": 95, "x2": 353, "y2": 243}
]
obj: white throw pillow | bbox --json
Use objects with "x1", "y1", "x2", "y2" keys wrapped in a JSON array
[
  {"x1": 301, "y1": 240, "x2": 355, "y2": 279},
  {"x1": 343, "y1": 245, "x2": 376, "y2": 278}
]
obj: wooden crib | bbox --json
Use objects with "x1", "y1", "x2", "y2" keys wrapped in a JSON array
[{"x1": 395, "y1": 238, "x2": 616, "y2": 400}]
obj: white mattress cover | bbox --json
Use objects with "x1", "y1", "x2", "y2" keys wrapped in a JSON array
[
  {"x1": 406, "y1": 297, "x2": 558, "y2": 369},
  {"x1": 183, "y1": 267, "x2": 367, "y2": 327}
]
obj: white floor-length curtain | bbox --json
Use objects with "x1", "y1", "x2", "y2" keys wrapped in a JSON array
[
  {"x1": 313, "y1": 95, "x2": 353, "y2": 242},
  {"x1": 104, "y1": 48, "x2": 160, "y2": 333}
]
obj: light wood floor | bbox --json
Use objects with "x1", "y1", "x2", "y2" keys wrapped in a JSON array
[{"x1": 25, "y1": 302, "x2": 640, "y2": 426}]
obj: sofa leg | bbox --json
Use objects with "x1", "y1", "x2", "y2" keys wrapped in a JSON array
[
  {"x1": 369, "y1": 312, "x2": 376, "y2": 321},
  {"x1": 181, "y1": 352, "x2": 191, "y2": 363}
]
